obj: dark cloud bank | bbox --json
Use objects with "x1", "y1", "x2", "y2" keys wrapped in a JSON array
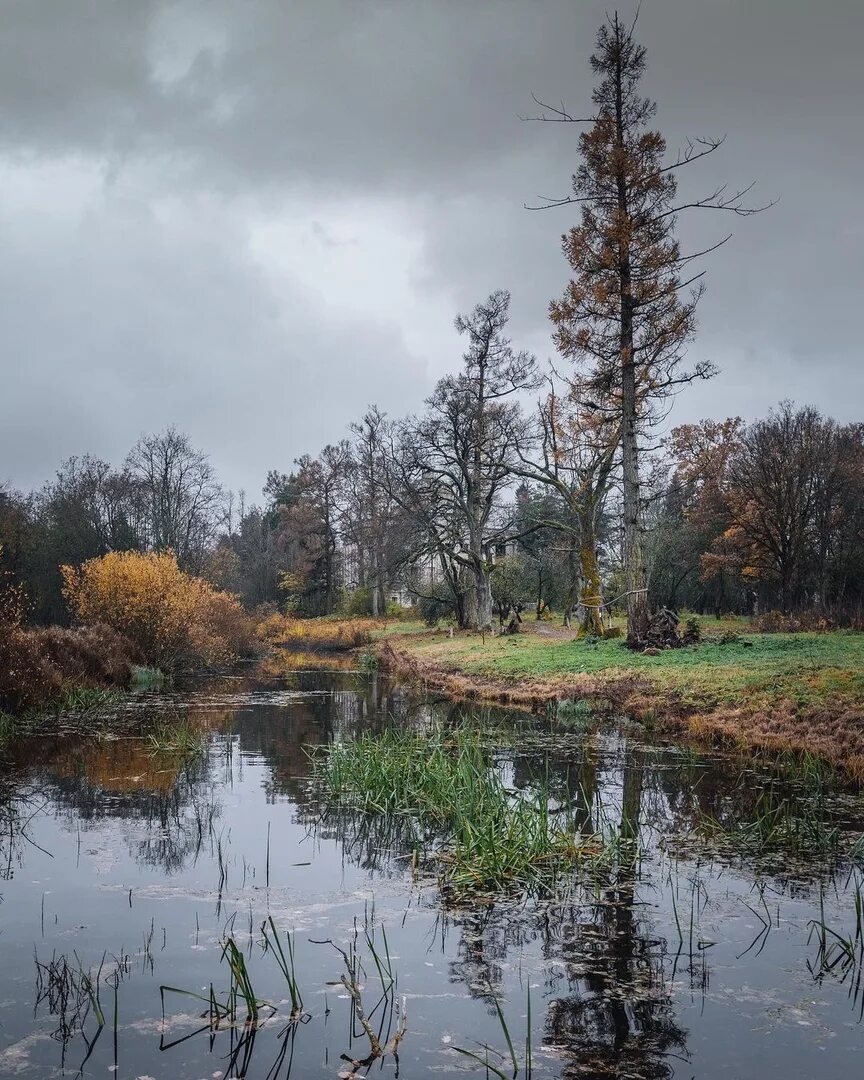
[{"x1": 1, "y1": 0, "x2": 861, "y2": 498}]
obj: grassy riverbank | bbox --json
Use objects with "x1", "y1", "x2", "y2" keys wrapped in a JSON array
[{"x1": 373, "y1": 620, "x2": 864, "y2": 775}]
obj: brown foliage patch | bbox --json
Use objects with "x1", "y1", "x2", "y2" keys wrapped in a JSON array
[
  {"x1": 0, "y1": 623, "x2": 62, "y2": 714},
  {"x1": 0, "y1": 621, "x2": 136, "y2": 716},
  {"x1": 31, "y1": 624, "x2": 139, "y2": 687}
]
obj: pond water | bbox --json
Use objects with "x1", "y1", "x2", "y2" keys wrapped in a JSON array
[{"x1": 2, "y1": 663, "x2": 864, "y2": 1079}]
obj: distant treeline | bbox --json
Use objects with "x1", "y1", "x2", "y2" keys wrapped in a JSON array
[{"x1": 2, "y1": 384, "x2": 862, "y2": 630}]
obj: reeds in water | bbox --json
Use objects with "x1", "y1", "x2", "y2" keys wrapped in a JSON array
[
  {"x1": 807, "y1": 873, "x2": 864, "y2": 1019},
  {"x1": 454, "y1": 983, "x2": 533, "y2": 1079},
  {"x1": 311, "y1": 727, "x2": 610, "y2": 899},
  {"x1": 261, "y1": 916, "x2": 304, "y2": 1018},
  {"x1": 33, "y1": 949, "x2": 114, "y2": 1072},
  {"x1": 699, "y1": 785, "x2": 841, "y2": 858},
  {"x1": 146, "y1": 715, "x2": 206, "y2": 756},
  {"x1": 160, "y1": 918, "x2": 310, "y2": 1034},
  {"x1": 312, "y1": 918, "x2": 406, "y2": 1074},
  {"x1": 160, "y1": 933, "x2": 275, "y2": 1029}
]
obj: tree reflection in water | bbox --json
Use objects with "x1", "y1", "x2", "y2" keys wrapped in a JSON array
[
  {"x1": 436, "y1": 738, "x2": 689, "y2": 1079},
  {"x1": 12, "y1": 670, "x2": 851, "y2": 1079},
  {"x1": 542, "y1": 743, "x2": 688, "y2": 1079},
  {"x1": 2, "y1": 784, "x2": 53, "y2": 884},
  {"x1": 6, "y1": 736, "x2": 223, "y2": 875}
]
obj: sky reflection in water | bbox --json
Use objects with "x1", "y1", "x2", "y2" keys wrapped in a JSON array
[{"x1": 1, "y1": 665, "x2": 863, "y2": 1079}]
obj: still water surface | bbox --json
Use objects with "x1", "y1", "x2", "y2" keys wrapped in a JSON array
[{"x1": 1, "y1": 664, "x2": 863, "y2": 1078}]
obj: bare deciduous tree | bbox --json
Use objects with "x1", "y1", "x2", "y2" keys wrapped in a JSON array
[
  {"x1": 725, "y1": 404, "x2": 844, "y2": 612},
  {"x1": 345, "y1": 408, "x2": 407, "y2": 616},
  {"x1": 516, "y1": 378, "x2": 618, "y2": 632},
  {"x1": 126, "y1": 427, "x2": 223, "y2": 570},
  {"x1": 385, "y1": 290, "x2": 537, "y2": 630}
]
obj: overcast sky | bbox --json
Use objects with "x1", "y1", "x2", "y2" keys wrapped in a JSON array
[{"x1": 1, "y1": 0, "x2": 861, "y2": 500}]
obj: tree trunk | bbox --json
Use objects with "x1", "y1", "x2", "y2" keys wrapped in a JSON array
[
  {"x1": 473, "y1": 557, "x2": 493, "y2": 631},
  {"x1": 440, "y1": 554, "x2": 469, "y2": 629},
  {"x1": 576, "y1": 501, "x2": 604, "y2": 635},
  {"x1": 779, "y1": 557, "x2": 795, "y2": 613},
  {"x1": 578, "y1": 529, "x2": 604, "y2": 636},
  {"x1": 462, "y1": 565, "x2": 478, "y2": 630},
  {"x1": 562, "y1": 538, "x2": 580, "y2": 629},
  {"x1": 614, "y1": 45, "x2": 648, "y2": 648}
]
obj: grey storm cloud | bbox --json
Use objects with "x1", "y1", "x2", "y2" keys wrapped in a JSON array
[{"x1": 1, "y1": 0, "x2": 862, "y2": 498}]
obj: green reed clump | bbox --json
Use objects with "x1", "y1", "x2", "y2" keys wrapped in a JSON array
[
  {"x1": 261, "y1": 916, "x2": 305, "y2": 1019},
  {"x1": 550, "y1": 697, "x2": 594, "y2": 726},
  {"x1": 312, "y1": 728, "x2": 604, "y2": 898},
  {"x1": 147, "y1": 716, "x2": 205, "y2": 756},
  {"x1": 700, "y1": 786, "x2": 840, "y2": 858},
  {"x1": 131, "y1": 665, "x2": 166, "y2": 690},
  {"x1": 356, "y1": 650, "x2": 379, "y2": 672},
  {"x1": 161, "y1": 934, "x2": 275, "y2": 1028},
  {"x1": 56, "y1": 686, "x2": 125, "y2": 713}
]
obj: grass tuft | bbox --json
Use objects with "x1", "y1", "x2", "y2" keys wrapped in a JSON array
[
  {"x1": 146, "y1": 716, "x2": 206, "y2": 757},
  {"x1": 131, "y1": 665, "x2": 165, "y2": 689},
  {"x1": 311, "y1": 727, "x2": 611, "y2": 899}
]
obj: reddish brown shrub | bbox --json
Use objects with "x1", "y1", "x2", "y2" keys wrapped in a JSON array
[
  {"x1": 1, "y1": 557, "x2": 138, "y2": 713},
  {"x1": 1, "y1": 623, "x2": 138, "y2": 716},
  {"x1": 0, "y1": 623, "x2": 63, "y2": 714},
  {"x1": 1, "y1": 566, "x2": 56, "y2": 713},
  {"x1": 31, "y1": 624, "x2": 139, "y2": 687},
  {"x1": 191, "y1": 589, "x2": 260, "y2": 664}
]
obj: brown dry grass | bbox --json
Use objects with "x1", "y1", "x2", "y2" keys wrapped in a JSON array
[
  {"x1": 378, "y1": 641, "x2": 648, "y2": 712},
  {"x1": 257, "y1": 614, "x2": 377, "y2": 652}
]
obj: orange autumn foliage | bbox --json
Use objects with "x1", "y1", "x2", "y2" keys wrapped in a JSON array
[
  {"x1": 62, "y1": 550, "x2": 257, "y2": 671},
  {"x1": 1, "y1": 545, "x2": 136, "y2": 712}
]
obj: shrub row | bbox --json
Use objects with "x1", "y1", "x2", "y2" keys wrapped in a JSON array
[
  {"x1": 2, "y1": 549, "x2": 262, "y2": 717},
  {"x1": 752, "y1": 609, "x2": 864, "y2": 633}
]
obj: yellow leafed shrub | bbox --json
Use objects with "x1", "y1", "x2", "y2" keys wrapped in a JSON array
[{"x1": 62, "y1": 551, "x2": 257, "y2": 671}]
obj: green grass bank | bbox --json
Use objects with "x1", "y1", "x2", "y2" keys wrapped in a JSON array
[{"x1": 372, "y1": 619, "x2": 864, "y2": 775}]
